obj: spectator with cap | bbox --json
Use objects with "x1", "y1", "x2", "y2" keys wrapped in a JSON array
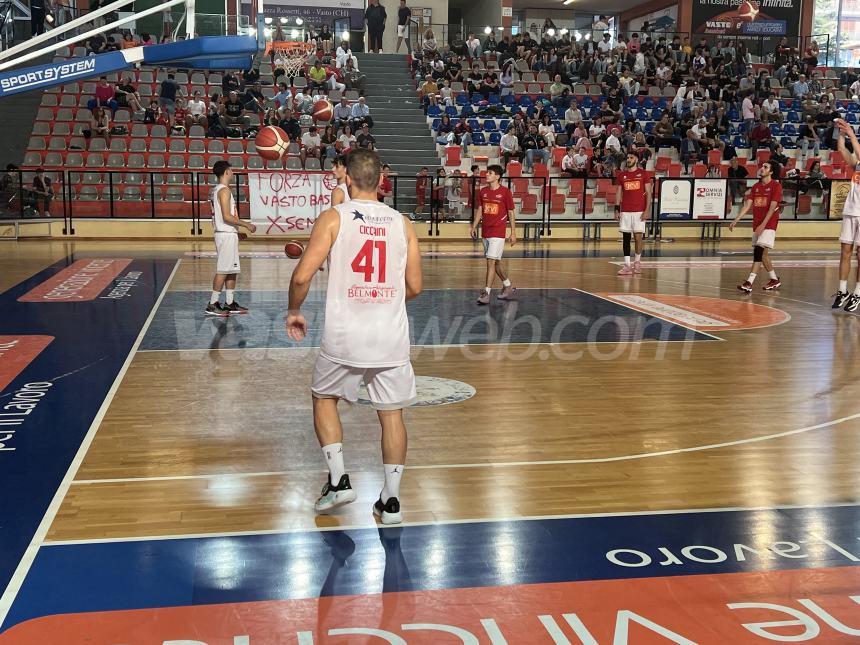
[{"x1": 356, "y1": 123, "x2": 376, "y2": 149}]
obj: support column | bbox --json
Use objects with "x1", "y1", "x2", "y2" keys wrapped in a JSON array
[{"x1": 501, "y1": 0, "x2": 512, "y2": 31}]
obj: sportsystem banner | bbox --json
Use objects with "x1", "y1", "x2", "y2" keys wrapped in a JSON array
[{"x1": 691, "y1": 0, "x2": 802, "y2": 36}]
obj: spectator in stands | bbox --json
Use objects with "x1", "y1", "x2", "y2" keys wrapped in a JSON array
[
  {"x1": 321, "y1": 124, "x2": 338, "y2": 160},
  {"x1": 479, "y1": 69, "x2": 499, "y2": 99},
  {"x1": 158, "y1": 73, "x2": 181, "y2": 124},
  {"x1": 242, "y1": 82, "x2": 266, "y2": 115},
  {"x1": 499, "y1": 127, "x2": 521, "y2": 169},
  {"x1": 453, "y1": 116, "x2": 472, "y2": 153},
  {"x1": 538, "y1": 114, "x2": 556, "y2": 147},
  {"x1": 521, "y1": 124, "x2": 549, "y2": 173},
  {"x1": 87, "y1": 33, "x2": 109, "y2": 56},
  {"x1": 333, "y1": 97, "x2": 353, "y2": 129},
  {"x1": 272, "y1": 83, "x2": 292, "y2": 116},
  {"x1": 422, "y1": 29, "x2": 437, "y2": 55},
  {"x1": 435, "y1": 114, "x2": 453, "y2": 144},
  {"x1": 750, "y1": 121, "x2": 774, "y2": 153},
  {"x1": 223, "y1": 91, "x2": 248, "y2": 130},
  {"x1": 377, "y1": 164, "x2": 394, "y2": 205},
  {"x1": 484, "y1": 31, "x2": 498, "y2": 53},
  {"x1": 170, "y1": 98, "x2": 189, "y2": 133},
  {"x1": 351, "y1": 96, "x2": 373, "y2": 129},
  {"x1": 365, "y1": 0, "x2": 386, "y2": 53},
  {"x1": 770, "y1": 144, "x2": 789, "y2": 168},
  {"x1": 588, "y1": 116, "x2": 606, "y2": 147},
  {"x1": 85, "y1": 106, "x2": 111, "y2": 142},
  {"x1": 243, "y1": 67, "x2": 261, "y2": 87},
  {"x1": 87, "y1": 76, "x2": 119, "y2": 114},
  {"x1": 319, "y1": 24, "x2": 333, "y2": 54},
  {"x1": 280, "y1": 108, "x2": 301, "y2": 141},
  {"x1": 336, "y1": 40, "x2": 356, "y2": 69},
  {"x1": 738, "y1": 71, "x2": 754, "y2": 94},
  {"x1": 563, "y1": 101, "x2": 583, "y2": 136},
  {"x1": 300, "y1": 126, "x2": 322, "y2": 168},
  {"x1": 742, "y1": 91, "x2": 755, "y2": 135},
  {"x1": 563, "y1": 147, "x2": 588, "y2": 178},
  {"x1": 761, "y1": 93, "x2": 782, "y2": 124},
  {"x1": 415, "y1": 167, "x2": 429, "y2": 217},
  {"x1": 308, "y1": 61, "x2": 328, "y2": 92},
  {"x1": 114, "y1": 75, "x2": 143, "y2": 115},
  {"x1": 653, "y1": 113, "x2": 678, "y2": 150},
  {"x1": 464, "y1": 33, "x2": 480, "y2": 59},
  {"x1": 342, "y1": 58, "x2": 367, "y2": 95},
  {"x1": 548, "y1": 74, "x2": 570, "y2": 112},
  {"x1": 182, "y1": 91, "x2": 206, "y2": 130},
  {"x1": 207, "y1": 93, "x2": 224, "y2": 133},
  {"x1": 31, "y1": 169, "x2": 53, "y2": 217},
  {"x1": 792, "y1": 74, "x2": 810, "y2": 100},
  {"x1": 222, "y1": 72, "x2": 241, "y2": 96},
  {"x1": 727, "y1": 156, "x2": 749, "y2": 205},
  {"x1": 680, "y1": 130, "x2": 700, "y2": 173},
  {"x1": 143, "y1": 99, "x2": 160, "y2": 125},
  {"x1": 597, "y1": 33, "x2": 613, "y2": 56},
  {"x1": 121, "y1": 33, "x2": 137, "y2": 49},
  {"x1": 840, "y1": 68, "x2": 858, "y2": 93},
  {"x1": 336, "y1": 125, "x2": 356, "y2": 153},
  {"x1": 800, "y1": 160, "x2": 826, "y2": 195},
  {"x1": 357, "y1": 123, "x2": 376, "y2": 150}
]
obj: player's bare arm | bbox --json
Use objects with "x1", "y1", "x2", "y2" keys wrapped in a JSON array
[
  {"x1": 614, "y1": 184, "x2": 622, "y2": 220},
  {"x1": 219, "y1": 190, "x2": 256, "y2": 233},
  {"x1": 286, "y1": 208, "x2": 340, "y2": 341},
  {"x1": 470, "y1": 207, "x2": 483, "y2": 240},
  {"x1": 403, "y1": 216, "x2": 423, "y2": 300},
  {"x1": 508, "y1": 208, "x2": 517, "y2": 246},
  {"x1": 836, "y1": 119, "x2": 859, "y2": 166},
  {"x1": 728, "y1": 199, "x2": 753, "y2": 231},
  {"x1": 331, "y1": 187, "x2": 346, "y2": 206},
  {"x1": 642, "y1": 182, "x2": 653, "y2": 221}
]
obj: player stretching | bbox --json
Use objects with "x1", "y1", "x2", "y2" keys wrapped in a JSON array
[
  {"x1": 728, "y1": 160, "x2": 782, "y2": 292},
  {"x1": 470, "y1": 164, "x2": 516, "y2": 305},
  {"x1": 206, "y1": 160, "x2": 256, "y2": 316},
  {"x1": 615, "y1": 152, "x2": 652, "y2": 275},
  {"x1": 331, "y1": 154, "x2": 350, "y2": 206},
  {"x1": 287, "y1": 149, "x2": 423, "y2": 525},
  {"x1": 831, "y1": 119, "x2": 860, "y2": 312}
]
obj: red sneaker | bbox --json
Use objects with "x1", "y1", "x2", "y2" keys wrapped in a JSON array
[
  {"x1": 763, "y1": 278, "x2": 781, "y2": 291},
  {"x1": 738, "y1": 281, "x2": 753, "y2": 293},
  {"x1": 476, "y1": 291, "x2": 490, "y2": 305},
  {"x1": 497, "y1": 285, "x2": 516, "y2": 300},
  {"x1": 633, "y1": 260, "x2": 642, "y2": 274},
  {"x1": 617, "y1": 265, "x2": 634, "y2": 276}
]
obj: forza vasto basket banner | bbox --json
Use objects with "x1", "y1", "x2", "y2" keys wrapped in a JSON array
[{"x1": 691, "y1": 0, "x2": 802, "y2": 36}]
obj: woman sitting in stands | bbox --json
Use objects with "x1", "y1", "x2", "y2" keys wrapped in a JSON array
[
  {"x1": 321, "y1": 124, "x2": 338, "y2": 160},
  {"x1": 319, "y1": 24, "x2": 333, "y2": 54},
  {"x1": 336, "y1": 125, "x2": 356, "y2": 153},
  {"x1": 87, "y1": 106, "x2": 111, "y2": 141},
  {"x1": 121, "y1": 33, "x2": 137, "y2": 49},
  {"x1": 422, "y1": 29, "x2": 437, "y2": 55}
]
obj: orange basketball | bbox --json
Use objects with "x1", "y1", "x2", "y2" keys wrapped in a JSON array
[
  {"x1": 255, "y1": 125, "x2": 290, "y2": 160},
  {"x1": 736, "y1": 0, "x2": 759, "y2": 21},
  {"x1": 312, "y1": 99, "x2": 334, "y2": 123},
  {"x1": 285, "y1": 240, "x2": 305, "y2": 259}
]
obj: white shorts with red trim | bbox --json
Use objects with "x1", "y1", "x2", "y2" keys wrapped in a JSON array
[{"x1": 619, "y1": 211, "x2": 646, "y2": 234}]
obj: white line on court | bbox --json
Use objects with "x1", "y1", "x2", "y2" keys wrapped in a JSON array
[
  {"x1": 0, "y1": 259, "x2": 182, "y2": 630},
  {"x1": 40, "y1": 501, "x2": 860, "y2": 546},
  {"x1": 68, "y1": 409, "x2": 860, "y2": 485}
]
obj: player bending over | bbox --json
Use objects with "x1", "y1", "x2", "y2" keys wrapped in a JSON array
[
  {"x1": 728, "y1": 160, "x2": 783, "y2": 293},
  {"x1": 615, "y1": 152, "x2": 652, "y2": 276},
  {"x1": 470, "y1": 164, "x2": 516, "y2": 305},
  {"x1": 286, "y1": 149, "x2": 423, "y2": 525},
  {"x1": 206, "y1": 160, "x2": 256, "y2": 316},
  {"x1": 831, "y1": 119, "x2": 860, "y2": 312}
]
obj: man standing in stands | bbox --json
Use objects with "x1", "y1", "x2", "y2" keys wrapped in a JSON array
[
  {"x1": 365, "y1": 0, "x2": 387, "y2": 54},
  {"x1": 30, "y1": 0, "x2": 47, "y2": 36}
]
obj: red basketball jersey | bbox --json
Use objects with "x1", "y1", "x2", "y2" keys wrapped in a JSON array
[
  {"x1": 750, "y1": 179, "x2": 782, "y2": 230},
  {"x1": 617, "y1": 169, "x2": 649, "y2": 212},
  {"x1": 478, "y1": 185, "x2": 515, "y2": 238}
]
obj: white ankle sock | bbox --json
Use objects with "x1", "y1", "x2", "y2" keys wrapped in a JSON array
[
  {"x1": 748, "y1": 273, "x2": 757, "y2": 284},
  {"x1": 381, "y1": 464, "x2": 404, "y2": 503},
  {"x1": 322, "y1": 443, "x2": 345, "y2": 483},
  {"x1": 502, "y1": 279, "x2": 511, "y2": 287},
  {"x1": 624, "y1": 256, "x2": 631, "y2": 266},
  {"x1": 768, "y1": 270, "x2": 777, "y2": 280},
  {"x1": 225, "y1": 289, "x2": 235, "y2": 305},
  {"x1": 634, "y1": 254, "x2": 642, "y2": 262},
  {"x1": 210, "y1": 291, "x2": 220, "y2": 305},
  {"x1": 840, "y1": 280, "x2": 849, "y2": 293},
  {"x1": 484, "y1": 287, "x2": 491, "y2": 294}
]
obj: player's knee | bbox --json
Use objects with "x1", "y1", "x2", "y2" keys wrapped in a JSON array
[{"x1": 753, "y1": 246, "x2": 764, "y2": 262}]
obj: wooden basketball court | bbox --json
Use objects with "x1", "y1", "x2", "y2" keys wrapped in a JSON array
[{"x1": 1, "y1": 238, "x2": 859, "y2": 644}]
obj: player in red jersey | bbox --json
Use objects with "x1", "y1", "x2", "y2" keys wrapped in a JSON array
[
  {"x1": 614, "y1": 152, "x2": 652, "y2": 275},
  {"x1": 728, "y1": 160, "x2": 782, "y2": 292},
  {"x1": 470, "y1": 164, "x2": 516, "y2": 305}
]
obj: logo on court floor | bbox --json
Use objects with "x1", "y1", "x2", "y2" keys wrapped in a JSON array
[
  {"x1": 600, "y1": 293, "x2": 790, "y2": 331},
  {"x1": 18, "y1": 259, "x2": 132, "y2": 302},
  {"x1": 357, "y1": 376, "x2": 476, "y2": 407},
  {"x1": 0, "y1": 336, "x2": 53, "y2": 393}
]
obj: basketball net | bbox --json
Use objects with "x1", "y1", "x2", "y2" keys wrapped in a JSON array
[{"x1": 274, "y1": 41, "x2": 315, "y2": 79}]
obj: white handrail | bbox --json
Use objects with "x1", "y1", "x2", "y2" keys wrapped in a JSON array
[
  {"x1": 0, "y1": 0, "x2": 187, "y2": 71},
  {"x1": 0, "y1": 0, "x2": 133, "y2": 61}
]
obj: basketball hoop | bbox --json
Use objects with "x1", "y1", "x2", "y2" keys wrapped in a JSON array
[{"x1": 273, "y1": 41, "x2": 315, "y2": 79}]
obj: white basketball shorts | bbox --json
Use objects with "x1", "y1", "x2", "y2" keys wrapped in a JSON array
[
  {"x1": 483, "y1": 237, "x2": 505, "y2": 260},
  {"x1": 397, "y1": 24, "x2": 409, "y2": 38},
  {"x1": 840, "y1": 216, "x2": 860, "y2": 246},
  {"x1": 215, "y1": 231, "x2": 241, "y2": 274},
  {"x1": 312, "y1": 354, "x2": 418, "y2": 410},
  {"x1": 752, "y1": 229, "x2": 776, "y2": 249},
  {"x1": 619, "y1": 211, "x2": 646, "y2": 234}
]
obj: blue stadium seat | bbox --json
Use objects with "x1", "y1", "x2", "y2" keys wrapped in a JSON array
[
  {"x1": 455, "y1": 94, "x2": 469, "y2": 106},
  {"x1": 636, "y1": 108, "x2": 649, "y2": 120},
  {"x1": 431, "y1": 118, "x2": 441, "y2": 130},
  {"x1": 791, "y1": 100, "x2": 801, "y2": 110},
  {"x1": 470, "y1": 94, "x2": 483, "y2": 105},
  {"x1": 733, "y1": 135, "x2": 746, "y2": 148},
  {"x1": 627, "y1": 98, "x2": 638, "y2": 109},
  {"x1": 483, "y1": 120, "x2": 497, "y2": 132},
  {"x1": 488, "y1": 132, "x2": 502, "y2": 145},
  {"x1": 770, "y1": 124, "x2": 781, "y2": 136},
  {"x1": 461, "y1": 104, "x2": 475, "y2": 116},
  {"x1": 468, "y1": 118, "x2": 482, "y2": 131},
  {"x1": 428, "y1": 105, "x2": 442, "y2": 117},
  {"x1": 498, "y1": 119, "x2": 510, "y2": 132},
  {"x1": 781, "y1": 137, "x2": 796, "y2": 148},
  {"x1": 581, "y1": 97, "x2": 593, "y2": 108},
  {"x1": 643, "y1": 98, "x2": 654, "y2": 109},
  {"x1": 590, "y1": 107, "x2": 601, "y2": 118},
  {"x1": 651, "y1": 108, "x2": 662, "y2": 120},
  {"x1": 446, "y1": 106, "x2": 459, "y2": 116},
  {"x1": 728, "y1": 108, "x2": 740, "y2": 120},
  {"x1": 644, "y1": 122, "x2": 655, "y2": 134},
  {"x1": 783, "y1": 124, "x2": 797, "y2": 136},
  {"x1": 553, "y1": 120, "x2": 563, "y2": 133},
  {"x1": 518, "y1": 96, "x2": 533, "y2": 107},
  {"x1": 471, "y1": 133, "x2": 487, "y2": 145},
  {"x1": 488, "y1": 94, "x2": 501, "y2": 104},
  {"x1": 847, "y1": 113, "x2": 858, "y2": 124},
  {"x1": 786, "y1": 111, "x2": 800, "y2": 123},
  {"x1": 657, "y1": 98, "x2": 668, "y2": 109},
  {"x1": 502, "y1": 94, "x2": 516, "y2": 106}
]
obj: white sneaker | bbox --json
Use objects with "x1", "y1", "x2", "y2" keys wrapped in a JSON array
[
  {"x1": 314, "y1": 474, "x2": 357, "y2": 513},
  {"x1": 373, "y1": 496, "x2": 403, "y2": 525}
]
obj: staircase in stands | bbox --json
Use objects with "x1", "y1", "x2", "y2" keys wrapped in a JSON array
[{"x1": 355, "y1": 52, "x2": 439, "y2": 213}]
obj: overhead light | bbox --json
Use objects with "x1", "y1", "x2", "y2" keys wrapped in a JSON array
[
  {"x1": 547, "y1": 28, "x2": 555, "y2": 36},
  {"x1": 296, "y1": 18, "x2": 303, "y2": 25},
  {"x1": 291, "y1": 29, "x2": 299, "y2": 38},
  {"x1": 560, "y1": 28, "x2": 568, "y2": 35},
  {"x1": 249, "y1": 27, "x2": 257, "y2": 36},
  {"x1": 264, "y1": 17, "x2": 272, "y2": 24},
  {"x1": 342, "y1": 31, "x2": 350, "y2": 40},
  {"x1": 264, "y1": 27, "x2": 272, "y2": 37},
  {"x1": 584, "y1": 33, "x2": 591, "y2": 40},
  {"x1": 498, "y1": 27, "x2": 504, "y2": 32},
  {"x1": 563, "y1": 0, "x2": 574, "y2": 4},
  {"x1": 574, "y1": 31, "x2": 581, "y2": 41},
  {"x1": 484, "y1": 26, "x2": 492, "y2": 35}
]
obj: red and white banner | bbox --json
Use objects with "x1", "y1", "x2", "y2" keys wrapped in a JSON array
[
  {"x1": 247, "y1": 171, "x2": 338, "y2": 236},
  {"x1": 18, "y1": 259, "x2": 132, "y2": 302}
]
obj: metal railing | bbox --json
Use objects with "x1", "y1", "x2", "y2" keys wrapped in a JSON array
[{"x1": 0, "y1": 166, "x2": 839, "y2": 239}]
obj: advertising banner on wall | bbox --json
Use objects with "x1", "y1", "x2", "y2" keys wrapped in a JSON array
[
  {"x1": 659, "y1": 179, "x2": 693, "y2": 220},
  {"x1": 244, "y1": 0, "x2": 364, "y2": 29},
  {"x1": 691, "y1": 0, "x2": 802, "y2": 36},
  {"x1": 692, "y1": 179, "x2": 728, "y2": 219}
]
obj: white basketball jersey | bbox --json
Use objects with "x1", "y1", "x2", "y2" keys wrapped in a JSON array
[
  {"x1": 319, "y1": 199, "x2": 410, "y2": 368},
  {"x1": 843, "y1": 163, "x2": 860, "y2": 218},
  {"x1": 210, "y1": 184, "x2": 237, "y2": 233}
]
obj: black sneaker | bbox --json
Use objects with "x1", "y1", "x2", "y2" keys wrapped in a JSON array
[
  {"x1": 845, "y1": 294, "x2": 860, "y2": 313},
  {"x1": 314, "y1": 474, "x2": 357, "y2": 513},
  {"x1": 204, "y1": 302, "x2": 228, "y2": 317},
  {"x1": 832, "y1": 291, "x2": 849, "y2": 309},
  {"x1": 373, "y1": 496, "x2": 403, "y2": 525},
  {"x1": 223, "y1": 302, "x2": 249, "y2": 315}
]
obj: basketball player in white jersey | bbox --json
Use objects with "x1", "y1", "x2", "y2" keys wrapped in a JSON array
[
  {"x1": 330, "y1": 154, "x2": 350, "y2": 206},
  {"x1": 833, "y1": 119, "x2": 860, "y2": 312},
  {"x1": 206, "y1": 161, "x2": 256, "y2": 316},
  {"x1": 286, "y1": 149, "x2": 422, "y2": 525}
]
